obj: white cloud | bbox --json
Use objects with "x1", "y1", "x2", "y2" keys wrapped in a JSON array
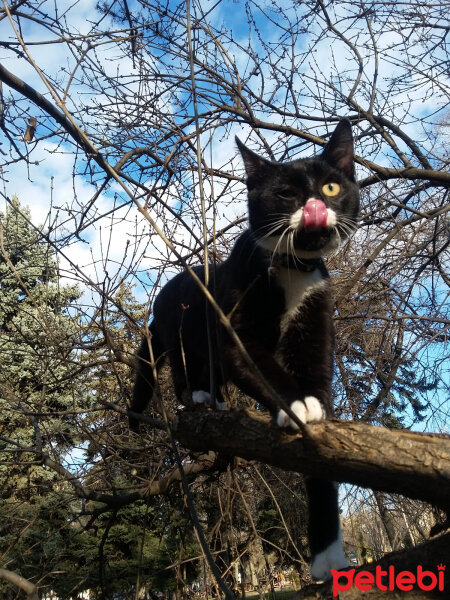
[{"x1": 1, "y1": 0, "x2": 447, "y2": 315}]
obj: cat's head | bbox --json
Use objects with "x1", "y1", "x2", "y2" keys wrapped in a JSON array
[{"x1": 236, "y1": 120, "x2": 360, "y2": 259}]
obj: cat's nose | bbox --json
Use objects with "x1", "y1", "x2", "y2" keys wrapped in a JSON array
[{"x1": 303, "y1": 199, "x2": 328, "y2": 231}]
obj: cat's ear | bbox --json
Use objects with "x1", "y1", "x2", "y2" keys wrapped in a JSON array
[
  {"x1": 322, "y1": 119, "x2": 355, "y2": 180},
  {"x1": 235, "y1": 136, "x2": 272, "y2": 177}
]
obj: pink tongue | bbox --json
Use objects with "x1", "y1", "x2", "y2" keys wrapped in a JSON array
[{"x1": 303, "y1": 199, "x2": 328, "y2": 231}]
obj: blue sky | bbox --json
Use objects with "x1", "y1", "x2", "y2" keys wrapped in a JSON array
[{"x1": 0, "y1": 0, "x2": 448, "y2": 432}]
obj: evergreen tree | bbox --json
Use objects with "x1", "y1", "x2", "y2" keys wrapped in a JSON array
[
  {"x1": 0, "y1": 211, "x2": 180, "y2": 597},
  {"x1": 0, "y1": 196, "x2": 83, "y2": 440},
  {"x1": 0, "y1": 197, "x2": 86, "y2": 596}
]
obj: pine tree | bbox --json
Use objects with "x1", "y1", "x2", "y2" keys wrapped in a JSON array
[
  {"x1": 0, "y1": 196, "x2": 83, "y2": 440},
  {"x1": 0, "y1": 197, "x2": 86, "y2": 595},
  {"x1": 0, "y1": 208, "x2": 173, "y2": 597}
]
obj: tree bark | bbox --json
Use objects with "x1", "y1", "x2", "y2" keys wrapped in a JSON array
[{"x1": 172, "y1": 409, "x2": 450, "y2": 509}]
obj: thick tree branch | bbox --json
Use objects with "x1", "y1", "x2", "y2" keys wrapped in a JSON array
[
  {"x1": 172, "y1": 409, "x2": 450, "y2": 509},
  {"x1": 41, "y1": 448, "x2": 218, "y2": 509},
  {"x1": 0, "y1": 568, "x2": 38, "y2": 600},
  {"x1": 0, "y1": 62, "x2": 109, "y2": 170}
]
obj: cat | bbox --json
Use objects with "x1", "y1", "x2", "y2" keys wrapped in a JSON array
[{"x1": 130, "y1": 119, "x2": 360, "y2": 580}]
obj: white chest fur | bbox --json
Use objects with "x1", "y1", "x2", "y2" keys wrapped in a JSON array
[{"x1": 275, "y1": 267, "x2": 327, "y2": 331}]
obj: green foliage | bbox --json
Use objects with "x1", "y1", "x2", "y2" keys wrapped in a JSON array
[
  {"x1": 0, "y1": 197, "x2": 84, "y2": 432},
  {"x1": 0, "y1": 198, "x2": 198, "y2": 598},
  {"x1": 334, "y1": 282, "x2": 433, "y2": 427},
  {"x1": 40, "y1": 495, "x2": 200, "y2": 599},
  {"x1": 0, "y1": 199, "x2": 87, "y2": 596}
]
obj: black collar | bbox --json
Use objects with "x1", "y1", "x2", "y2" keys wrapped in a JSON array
[{"x1": 270, "y1": 253, "x2": 322, "y2": 272}]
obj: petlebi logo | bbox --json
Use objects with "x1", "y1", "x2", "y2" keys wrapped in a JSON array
[{"x1": 331, "y1": 564, "x2": 446, "y2": 596}]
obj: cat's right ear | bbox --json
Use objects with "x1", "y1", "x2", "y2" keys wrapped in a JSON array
[
  {"x1": 235, "y1": 136, "x2": 272, "y2": 177},
  {"x1": 322, "y1": 119, "x2": 355, "y2": 181}
]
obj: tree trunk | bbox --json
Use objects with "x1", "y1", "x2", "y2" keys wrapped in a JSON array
[{"x1": 374, "y1": 491, "x2": 396, "y2": 551}]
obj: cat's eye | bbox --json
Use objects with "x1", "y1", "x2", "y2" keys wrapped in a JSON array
[
  {"x1": 322, "y1": 182, "x2": 341, "y2": 197},
  {"x1": 277, "y1": 188, "x2": 297, "y2": 200}
]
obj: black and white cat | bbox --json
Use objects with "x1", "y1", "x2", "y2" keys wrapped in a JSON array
[{"x1": 131, "y1": 119, "x2": 360, "y2": 580}]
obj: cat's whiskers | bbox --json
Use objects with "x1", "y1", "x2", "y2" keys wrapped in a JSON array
[
  {"x1": 332, "y1": 227, "x2": 343, "y2": 251},
  {"x1": 288, "y1": 230, "x2": 299, "y2": 281},
  {"x1": 288, "y1": 229, "x2": 297, "y2": 263},
  {"x1": 255, "y1": 216, "x2": 290, "y2": 242},
  {"x1": 327, "y1": 217, "x2": 358, "y2": 258},
  {"x1": 248, "y1": 217, "x2": 289, "y2": 262},
  {"x1": 337, "y1": 214, "x2": 359, "y2": 235},
  {"x1": 253, "y1": 216, "x2": 294, "y2": 268},
  {"x1": 336, "y1": 220, "x2": 357, "y2": 243},
  {"x1": 255, "y1": 211, "x2": 358, "y2": 268},
  {"x1": 270, "y1": 227, "x2": 291, "y2": 267}
]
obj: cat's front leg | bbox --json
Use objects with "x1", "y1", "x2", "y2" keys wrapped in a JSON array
[
  {"x1": 223, "y1": 340, "x2": 307, "y2": 418},
  {"x1": 275, "y1": 290, "x2": 334, "y2": 429}
]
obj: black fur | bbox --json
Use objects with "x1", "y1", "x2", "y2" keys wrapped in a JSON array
[{"x1": 131, "y1": 119, "x2": 360, "y2": 578}]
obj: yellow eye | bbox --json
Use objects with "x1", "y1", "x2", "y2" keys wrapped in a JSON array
[{"x1": 322, "y1": 182, "x2": 341, "y2": 197}]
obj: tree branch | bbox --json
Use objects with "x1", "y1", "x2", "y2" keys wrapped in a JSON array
[
  {"x1": 172, "y1": 409, "x2": 450, "y2": 509},
  {"x1": 0, "y1": 568, "x2": 38, "y2": 600},
  {"x1": 1, "y1": 64, "x2": 448, "y2": 188}
]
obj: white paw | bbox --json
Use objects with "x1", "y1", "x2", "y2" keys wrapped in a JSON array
[
  {"x1": 192, "y1": 390, "x2": 211, "y2": 405},
  {"x1": 276, "y1": 397, "x2": 325, "y2": 429},
  {"x1": 304, "y1": 396, "x2": 326, "y2": 422},
  {"x1": 277, "y1": 399, "x2": 307, "y2": 430},
  {"x1": 192, "y1": 391, "x2": 227, "y2": 411},
  {"x1": 310, "y1": 538, "x2": 349, "y2": 581}
]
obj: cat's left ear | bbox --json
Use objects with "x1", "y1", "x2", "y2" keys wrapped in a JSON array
[
  {"x1": 322, "y1": 119, "x2": 355, "y2": 180},
  {"x1": 235, "y1": 136, "x2": 272, "y2": 177}
]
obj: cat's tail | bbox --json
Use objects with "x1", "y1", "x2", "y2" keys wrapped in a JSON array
[{"x1": 129, "y1": 322, "x2": 165, "y2": 431}]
